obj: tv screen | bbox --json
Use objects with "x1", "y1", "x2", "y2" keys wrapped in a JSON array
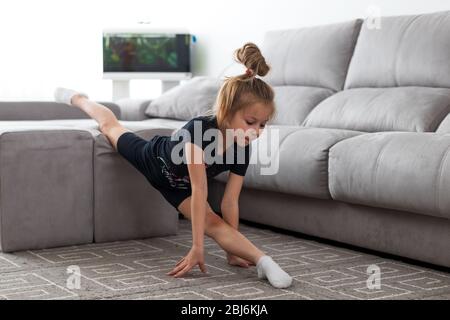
[{"x1": 103, "y1": 33, "x2": 191, "y2": 73}]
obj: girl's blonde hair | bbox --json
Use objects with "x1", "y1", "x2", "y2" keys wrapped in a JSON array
[{"x1": 203, "y1": 42, "x2": 276, "y2": 130}]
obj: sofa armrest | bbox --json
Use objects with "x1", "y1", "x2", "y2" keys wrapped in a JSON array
[
  {"x1": 115, "y1": 98, "x2": 151, "y2": 121},
  {"x1": 0, "y1": 101, "x2": 121, "y2": 120}
]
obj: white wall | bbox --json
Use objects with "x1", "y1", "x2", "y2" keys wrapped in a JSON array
[{"x1": 0, "y1": 0, "x2": 448, "y2": 101}]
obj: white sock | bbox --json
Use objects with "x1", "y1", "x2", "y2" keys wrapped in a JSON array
[
  {"x1": 54, "y1": 87, "x2": 89, "y2": 105},
  {"x1": 256, "y1": 255, "x2": 293, "y2": 289}
]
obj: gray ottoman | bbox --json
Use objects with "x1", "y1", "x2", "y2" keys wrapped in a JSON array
[
  {"x1": 0, "y1": 126, "x2": 94, "y2": 252},
  {"x1": 93, "y1": 127, "x2": 179, "y2": 243}
]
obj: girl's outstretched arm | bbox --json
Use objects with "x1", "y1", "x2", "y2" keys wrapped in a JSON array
[{"x1": 167, "y1": 142, "x2": 208, "y2": 277}]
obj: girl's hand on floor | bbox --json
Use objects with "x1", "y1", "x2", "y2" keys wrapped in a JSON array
[
  {"x1": 227, "y1": 253, "x2": 256, "y2": 268},
  {"x1": 167, "y1": 245, "x2": 207, "y2": 278}
]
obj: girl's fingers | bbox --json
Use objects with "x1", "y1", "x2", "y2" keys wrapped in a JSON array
[
  {"x1": 175, "y1": 257, "x2": 185, "y2": 266},
  {"x1": 173, "y1": 264, "x2": 191, "y2": 278},
  {"x1": 167, "y1": 261, "x2": 186, "y2": 275}
]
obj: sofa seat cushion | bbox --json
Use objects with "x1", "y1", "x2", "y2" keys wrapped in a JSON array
[
  {"x1": 214, "y1": 126, "x2": 363, "y2": 199},
  {"x1": 269, "y1": 86, "x2": 334, "y2": 126},
  {"x1": 0, "y1": 119, "x2": 100, "y2": 129},
  {"x1": 140, "y1": 118, "x2": 187, "y2": 129},
  {"x1": 303, "y1": 87, "x2": 450, "y2": 132},
  {"x1": 329, "y1": 132, "x2": 450, "y2": 219}
]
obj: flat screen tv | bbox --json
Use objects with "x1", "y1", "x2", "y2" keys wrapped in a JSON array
[{"x1": 102, "y1": 28, "x2": 192, "y2": 80}]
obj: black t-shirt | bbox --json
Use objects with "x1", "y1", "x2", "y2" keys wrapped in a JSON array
[{"x1": 149, "y1": 115, "x2": 251, "y2": 189}]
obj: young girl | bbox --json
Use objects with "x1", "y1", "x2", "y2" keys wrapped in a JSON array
[{"x1": 54, "y1": 42, "x2": 293, "y2": 289}]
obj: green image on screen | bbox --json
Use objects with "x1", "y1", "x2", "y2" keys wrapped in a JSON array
[{"x1": 103, "y1": 33, "x2": 190, "y2": 72}]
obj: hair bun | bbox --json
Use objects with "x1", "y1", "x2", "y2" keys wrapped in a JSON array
[{"x1": 233, "y1": 42, "x2": 270, "y2": 77}]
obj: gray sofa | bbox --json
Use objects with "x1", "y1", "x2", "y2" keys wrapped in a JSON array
[{"x1": 1, "y1": 9, "x2": 450, "y2": 270}]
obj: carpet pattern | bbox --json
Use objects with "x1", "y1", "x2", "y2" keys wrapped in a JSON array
[{"x1": 0, "y1": 218, "x2": 449, "y2": 300}]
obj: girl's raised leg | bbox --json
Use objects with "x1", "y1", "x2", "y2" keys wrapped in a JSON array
[{"x1": 72, "y1": 95, "x2": 130, "y2": 151}]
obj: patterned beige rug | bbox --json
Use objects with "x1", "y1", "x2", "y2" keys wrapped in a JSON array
[{"x1": 0, "y1": 217, "x2": 449, "y2": 300}]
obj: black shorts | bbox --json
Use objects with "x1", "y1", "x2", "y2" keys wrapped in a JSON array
[{"x1": 116, "y1": 131, "x2": 192, "y2": 211}]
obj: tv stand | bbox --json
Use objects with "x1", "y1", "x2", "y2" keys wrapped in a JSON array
[
  {"x1": 108, "y1": 72, "x2": 192, "y2": 102},
  {"x1": 112, "y1": 79, "x2": 182, "y2": 101}
]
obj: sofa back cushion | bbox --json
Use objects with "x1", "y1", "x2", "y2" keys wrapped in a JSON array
[
  {"x1": 269, "y1": 86, "x2": 334, "y2": 126},
  {"x1": 303, "y1": 10, "x2": 450, "y2": 133},
  {"x1": 344, "y1": 10, "x2": 450, "y2": 89},
  {"x1": 144, "y1": 76, "x2": 223, "y2": 120},
  {"x1": 261, "y1": 19, "x2": 363, "y2": 91},
  {"x1": 0, "y1": 101, "x2": 120, "y2": 120},
  {"x1": 303, "y1": 87, "x2": 450, "y2": 132}
]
